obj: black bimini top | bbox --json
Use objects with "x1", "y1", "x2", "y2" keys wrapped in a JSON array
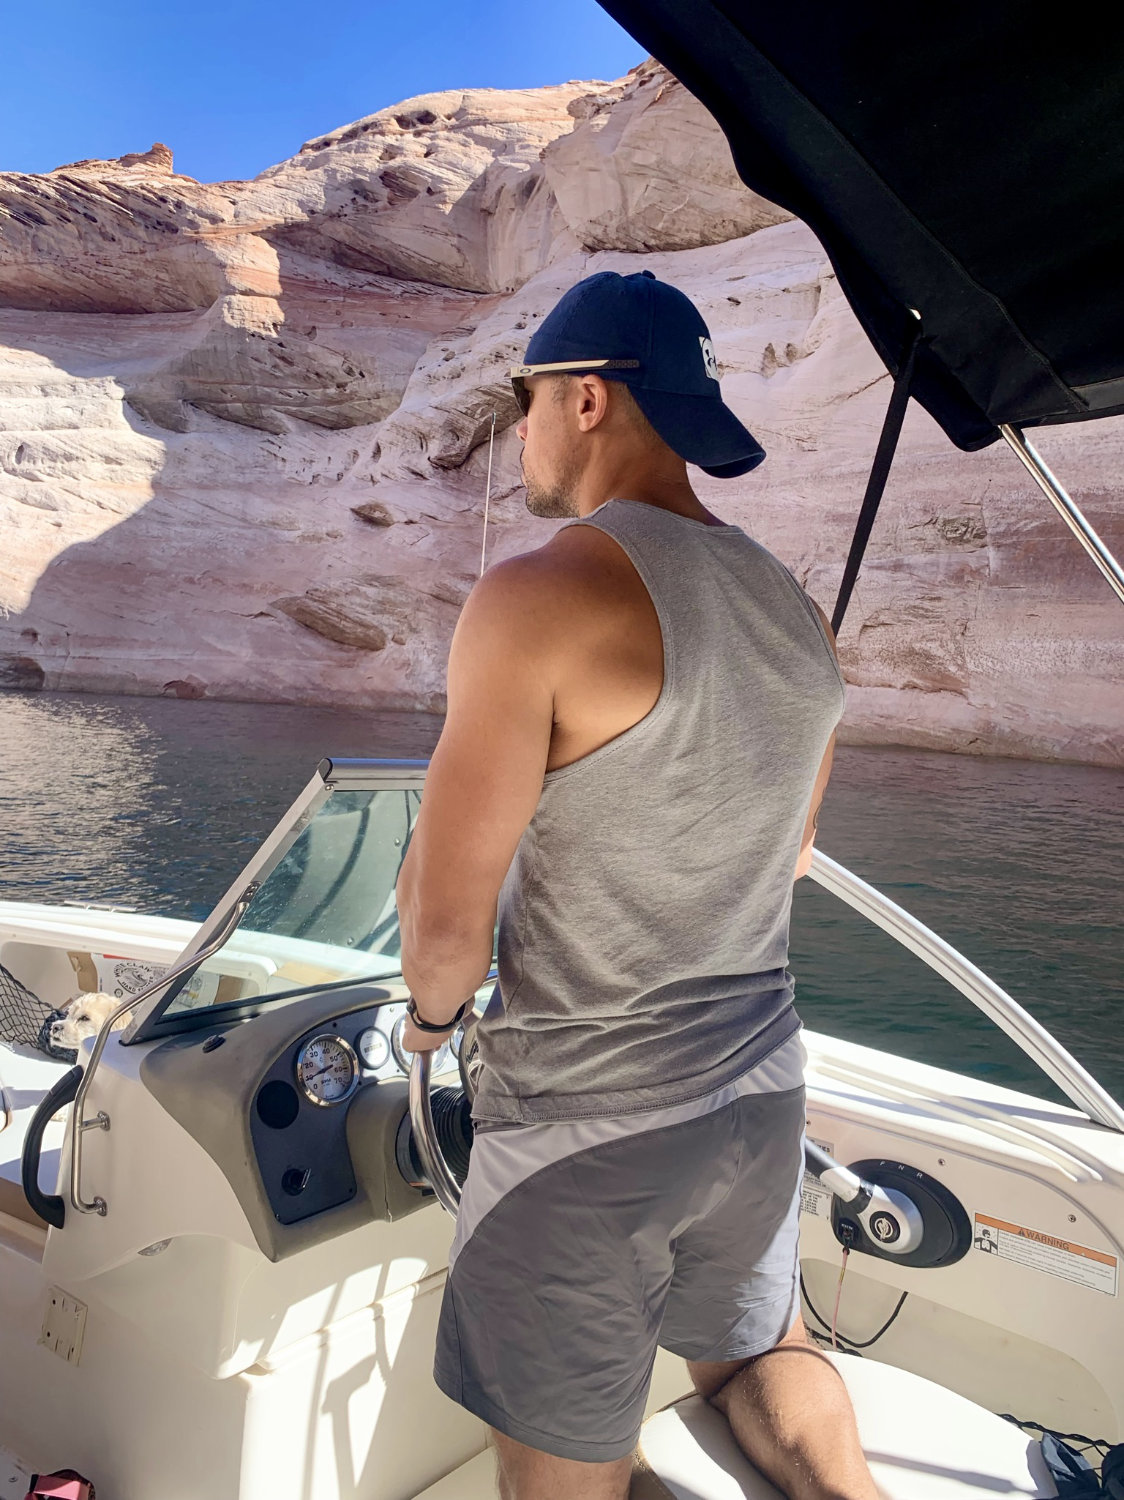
[{"x1": 597, "y1": 1, "x2": 1124, "y2": 452}]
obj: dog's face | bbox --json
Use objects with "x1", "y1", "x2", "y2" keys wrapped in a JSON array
[{"x1": 50, "y1": 992, "x2": 126, "y2": 1051}]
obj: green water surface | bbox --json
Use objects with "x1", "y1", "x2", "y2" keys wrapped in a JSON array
[{"x1": 1, "y1": 690, "x2": 1120, "y2": 1103}]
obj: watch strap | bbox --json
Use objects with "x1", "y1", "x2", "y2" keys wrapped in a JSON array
[{"x1": 406, "y1": 996, "x2": 470, "y2": 1033}]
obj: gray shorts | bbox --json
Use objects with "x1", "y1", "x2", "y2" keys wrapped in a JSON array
[{"x1": 434, "y1": 1049, "x2": 806, "y2": 1463}]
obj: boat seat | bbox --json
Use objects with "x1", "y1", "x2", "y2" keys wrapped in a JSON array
[
  {"x1": 635, "y1": 1354, "x2": 1059, "y2": 1499},
  {"x1": 413, "y1": 1353, "x2": 1059, "y2": 1499},
  {"x1": 0, "y1": 1174, "x2": 46, "y2": 1229},
  {"x1": 414, "y1": 1448, "x2": 497, "y2": 1498}
]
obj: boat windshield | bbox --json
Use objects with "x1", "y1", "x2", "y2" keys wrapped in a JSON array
[{"x1": 157, "y1": 786, "x2": 419, "y2": 1022}]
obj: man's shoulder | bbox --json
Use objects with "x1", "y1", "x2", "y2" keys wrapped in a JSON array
[
  {"x1": 743, "y1": 539, "x2": 839, "y2": 658},
  {"x1": 469, "y1": 524, "x2": 633, "y2": 623},
  {"x1": 489, "y1": 518, "x2": 629, "y2": 572}
]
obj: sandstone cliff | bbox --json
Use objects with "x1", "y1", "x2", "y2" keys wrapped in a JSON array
[{"x1": 1, "y1": 63, "x2": 1120, "y2": 763}]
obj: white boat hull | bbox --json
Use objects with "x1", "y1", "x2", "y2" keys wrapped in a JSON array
[{"x1": 0, "y1": 896, "x2": 1119, "y2": 1498}]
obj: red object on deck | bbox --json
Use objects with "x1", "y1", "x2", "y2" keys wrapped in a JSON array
[{"x1": 23, "y1": 1470, "x2": 95, "y2": 1500}]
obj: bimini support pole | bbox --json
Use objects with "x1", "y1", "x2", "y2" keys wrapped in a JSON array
[
  {"x1": 830, "y1": 312, "x2": 923, "y2": 636},
  {"x1": 1000, "y1": 424, "x2": 1124, "y2": 609}
]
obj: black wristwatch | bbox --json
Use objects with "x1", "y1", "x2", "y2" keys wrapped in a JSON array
[{"x1": 405, "y1": 996, "x2": 470, "y2": 1034}]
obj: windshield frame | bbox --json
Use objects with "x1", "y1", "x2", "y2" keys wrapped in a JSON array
[{"x1": 122, "y1": 757, "x2": 429, "y2": 1044}]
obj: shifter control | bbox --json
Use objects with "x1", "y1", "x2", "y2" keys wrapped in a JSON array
[
  {"x1": 804, "y1": 1143, "x2": 970, "y2": 1268},
  {"x1": 805, "y1": 1140, "x2": 922, "y2": 1256}
]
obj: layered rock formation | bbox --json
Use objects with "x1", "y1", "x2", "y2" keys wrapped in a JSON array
[
  {"x1": 0, "y1": 143, "x2": 275, "y2": 312},
  {"x1": 1, "y1": 68, "x2": 1120, "y2": 763},
  {"x1": 122, "y1": 293, "x2": 393, "y2": 435}
]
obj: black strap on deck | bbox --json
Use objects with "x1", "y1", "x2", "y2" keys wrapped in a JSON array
[{"x1": 831, "y1": 318, "x2": 922, "y2": 636}]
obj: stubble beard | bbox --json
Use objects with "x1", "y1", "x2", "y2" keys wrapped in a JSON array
[{"x1": 522, "y1": 455, "x2": 583, "y2": 519}]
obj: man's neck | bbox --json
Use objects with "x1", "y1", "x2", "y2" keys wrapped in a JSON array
[
  {"x1": 575, "y1": 469, "x2": 725, "y2": 527},
  {"x1": 577, "y1": 489, "x2": 727, "y2": 527}
]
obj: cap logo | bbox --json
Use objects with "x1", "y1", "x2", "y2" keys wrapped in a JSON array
[{"x1": 699, "y1": 337, "x2": 719, "y2": 381}]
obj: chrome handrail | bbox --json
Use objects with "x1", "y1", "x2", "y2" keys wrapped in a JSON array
[
  {"x1": 808, "y1": 849, "x2": 1124, "y2": 1133},
  {"x1": 811, "y1": 1056, "x2": 1106, "y2": 1184},
  {"x1": 69, "y1": 890, "x2": 257, "y2": 1216}
]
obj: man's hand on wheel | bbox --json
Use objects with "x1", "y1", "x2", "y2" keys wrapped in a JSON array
[{"x1": 402, "y1": 1016, "x2": 455, "y2": 1054}]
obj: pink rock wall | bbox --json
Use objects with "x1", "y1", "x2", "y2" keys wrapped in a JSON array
[{"x1": 0, "y1": 66, "x2": 1120, "y2": 764}]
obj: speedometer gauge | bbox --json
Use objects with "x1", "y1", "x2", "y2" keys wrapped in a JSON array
[{"x1": 296, "y1": 1034, "x2": 360, "y2": 1106}]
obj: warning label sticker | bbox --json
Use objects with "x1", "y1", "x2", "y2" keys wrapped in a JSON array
[
  {"x1": 973, "y1": 1214, "x2": 1118, "y2": 1296},
  {"x1": 801, "y1": 1136, "x2": 834, "y2": 1220}
]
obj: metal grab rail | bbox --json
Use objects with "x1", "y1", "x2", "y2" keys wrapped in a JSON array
[
  {"x1": 812, "y1": 1056, "x2": 1106, "y2": 1184},
  {"x1": 69, "y1": 890, "x2": 257, "y2": 1216},
  {"x1": 807, "y1": 849, "x2": 1124, "y2": 1134}
]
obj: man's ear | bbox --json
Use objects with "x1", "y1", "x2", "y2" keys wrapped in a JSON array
[{"x1": 575, "y1": 374, "x2": 612, "y2": 432}]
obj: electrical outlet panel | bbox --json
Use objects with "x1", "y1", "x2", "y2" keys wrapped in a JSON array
[{"x1": 39, "y1": 1287, "x2": 87, "y2": 1366}]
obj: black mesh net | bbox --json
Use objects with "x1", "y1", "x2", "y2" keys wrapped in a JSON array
[{"x1": 0, "y1": 963, "x2": 77, "y2": 1061}]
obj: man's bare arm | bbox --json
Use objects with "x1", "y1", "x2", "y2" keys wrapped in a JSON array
[
  {"x1": 794, "y1": 599, "x2": 841, "y2": 881},
  {"x1": 794, "y1": 730, "x2": 836, "y2": 880},
  {"x1": 396, "y1": 557, "x2": 558, "y2": 1045}
]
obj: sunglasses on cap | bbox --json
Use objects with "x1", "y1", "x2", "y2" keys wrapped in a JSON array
[{"x1": 508, "y1": 359, "x2": 641, "y2": 416}]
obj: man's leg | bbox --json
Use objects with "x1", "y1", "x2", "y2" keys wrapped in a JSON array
[
  {"x1": 687, "y1": 1316, "x2": 879, "y2": 1500},
  {"x1": 434, "y1": 1112, "x2": 723, "y2": 1500},
  {"x1": 489, "y1": 1429, "x2": 632, "y2": 1500}
]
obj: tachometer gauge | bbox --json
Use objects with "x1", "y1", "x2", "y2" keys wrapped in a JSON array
[
  {"x1": 296, "y1": 1034, "x2": 360, "y2": 1106},
  {"x1": 389, "y1": 1014, "x2": 453, "y2": 1075},
  {"x1": 357, "y1": 1025, "x2": 390, "y2": 1072}
]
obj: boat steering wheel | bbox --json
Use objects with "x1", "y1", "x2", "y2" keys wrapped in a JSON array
[{"x1": 407, "y1": 1012, "x2": 480, "y2": 1217}]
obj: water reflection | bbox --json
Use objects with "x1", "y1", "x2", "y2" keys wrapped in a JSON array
[
  {"x1": 794, "y1": 746, "x2": 1124, "y2": 1103},
  {"x1": 0, "y1": 690, "x2": 1120, "y2": 1101},
  {"x1": 0, "y1": 690, "x2": 439, "y2": 916}
]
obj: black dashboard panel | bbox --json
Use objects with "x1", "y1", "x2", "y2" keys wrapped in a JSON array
[
  {"x1": 250, "y1": 1004, "x2": 399, "y2": 1225},
  {"x1": 139, "y1": 984, "x2": 440, "y2": 1261}
]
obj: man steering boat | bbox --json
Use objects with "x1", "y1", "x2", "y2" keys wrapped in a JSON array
[{"x1": 396, "y1": 270, "x2": 876, "y2": 1500}]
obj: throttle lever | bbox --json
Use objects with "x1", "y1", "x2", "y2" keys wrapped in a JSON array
[{"x1": 804, "y1": 1140, "x2": 924, "y2": 1256}]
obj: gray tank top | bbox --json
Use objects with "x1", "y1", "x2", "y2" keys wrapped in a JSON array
[{"x1": 472, "y1": 498, "x2": 846, "y2": 1124}]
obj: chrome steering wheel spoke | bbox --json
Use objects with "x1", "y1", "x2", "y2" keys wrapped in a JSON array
[{"x1": 408, "y1": 1049, "x2": 464, "y2": 1217}]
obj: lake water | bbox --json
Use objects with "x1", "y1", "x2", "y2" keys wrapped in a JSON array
[{"x1": 1, "y1": 689, "x2": 1120, "y2": 1104}]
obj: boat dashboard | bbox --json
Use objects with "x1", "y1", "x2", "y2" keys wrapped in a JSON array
[
  {"x1": 250, "y1": 994, "x2": 460, "y2": 1227},
  {"x1": 139, "y1": 982, "x2": 457, "y2": 1262},
  {"x1": 120, "y1": 766, "x2": 480, "y2": 1261}
]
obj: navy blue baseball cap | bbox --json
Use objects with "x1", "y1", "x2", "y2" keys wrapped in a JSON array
[{"x1": 510, "y1": 270, "x2": 765, "y2": 478}]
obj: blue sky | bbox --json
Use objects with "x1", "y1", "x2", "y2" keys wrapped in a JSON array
[{"x1": 2, "y1": 0, "x2": 646, "y2": 182}]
